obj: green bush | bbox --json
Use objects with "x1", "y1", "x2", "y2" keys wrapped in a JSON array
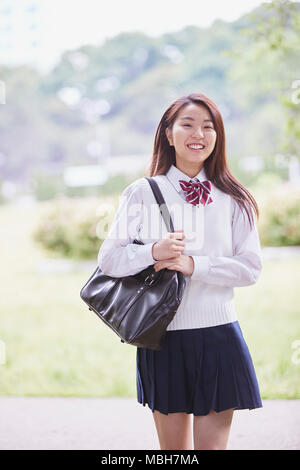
[
  {"x1": 32, "y1": 195, "x2": 118, "y2": 259},
  {"x1": 31, "y1": 171, "x2": 66, "y2": 201},
  {"x1": 257, "y1": 184, "x2": 300, "y2": 246}
]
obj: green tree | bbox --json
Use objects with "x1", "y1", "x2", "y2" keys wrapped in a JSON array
[{"x1": 229, "y1": 0, "x2": 300, "y2": 160}]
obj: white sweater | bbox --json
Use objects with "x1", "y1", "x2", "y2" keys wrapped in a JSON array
[{"x1": 97, "y1": 164, "x2": 263, "y2": 330}]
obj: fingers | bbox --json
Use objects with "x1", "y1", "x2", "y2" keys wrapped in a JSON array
[
  {"x1": 170, "y1": 229, "x2": 185, "y2": 240},
  {"x1": 154, "y1": 255, "x2": 181, "y2": 271},
  {"x1": 172, "y1": 245, "x2": 184, "y2": 255},
  {"x1": 155, "y1": 263, "x2": 175, "y2": 272},
  {"x1": 169, "y1": 229, "x2": 185, "y2": 256}
]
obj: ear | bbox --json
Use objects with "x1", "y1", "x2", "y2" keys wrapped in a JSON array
[{"x1": 165, "y1": 127, "x2": 173, "y2": 146}]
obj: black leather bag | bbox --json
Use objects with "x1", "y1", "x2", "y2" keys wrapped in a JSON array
[{"x1": 80, "y1": 177, "x2": 186, "y2": 350}]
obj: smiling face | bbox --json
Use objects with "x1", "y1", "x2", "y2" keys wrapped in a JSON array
[{"x1": 165, "y1": 102, "x2": 217, "y2": 177}]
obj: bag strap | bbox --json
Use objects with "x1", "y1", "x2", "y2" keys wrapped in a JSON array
[{"x1": 144, "y1": 177, "x2": 175, "y2": 233}]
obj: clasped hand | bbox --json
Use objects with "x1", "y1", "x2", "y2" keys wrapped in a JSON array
[{"x1": 154, "y1": 254, "x2": 194, "y2": 276}]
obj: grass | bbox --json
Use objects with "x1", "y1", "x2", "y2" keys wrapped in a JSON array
[{"x1": 0, "y1": 202, "x2": 299, "y2": 398}]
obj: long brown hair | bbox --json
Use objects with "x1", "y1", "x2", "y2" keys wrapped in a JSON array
[{"x1": 146, "y1": 92, "x2": 259, "y2": 229}]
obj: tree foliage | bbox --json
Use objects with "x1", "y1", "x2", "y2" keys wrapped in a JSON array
[{"x1": 0, "y1": 1, "x2": 299, "y2": 192}]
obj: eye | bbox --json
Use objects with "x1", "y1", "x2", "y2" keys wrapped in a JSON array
[{"x1": 183, "y1": 124, "x2": 214, "y2": 129}]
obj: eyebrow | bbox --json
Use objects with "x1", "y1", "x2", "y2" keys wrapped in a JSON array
[{"x1": 179, "y1": 116, "x2": 214, "y2": 123}]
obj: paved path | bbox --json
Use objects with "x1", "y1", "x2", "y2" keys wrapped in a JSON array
[{"x1": 0, "y1": 397, "x2": 299, "y2": 450}]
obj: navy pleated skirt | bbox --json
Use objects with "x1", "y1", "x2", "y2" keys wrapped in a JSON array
[{"x1": 136, "y1": 321, "x2": 262, "y2": 416}]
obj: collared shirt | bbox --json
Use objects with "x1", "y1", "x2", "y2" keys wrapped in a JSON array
[
  {"x1": 166, "y1": 163, "x2": 209, "y2": 207},
  {"x1": 97, "y1": 163, "x2": 263, "y2": 329}
]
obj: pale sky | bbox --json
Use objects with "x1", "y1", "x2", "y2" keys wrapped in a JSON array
[
  {"x1": 39, "y1": 0, "x2": 269, "y2": 71},
  {"x1": 0, "y1": 0, "x2": 269, "y2": 72}
]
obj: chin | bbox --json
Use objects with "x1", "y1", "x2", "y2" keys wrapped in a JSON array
[{"x1": 189, "y1": 155, "x2": 207, "y2": 162}]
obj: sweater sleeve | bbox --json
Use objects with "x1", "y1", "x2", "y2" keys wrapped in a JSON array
[
  {"x1": 190, "y1": 200, "x2": 263, "y2": 287},
  {"x1": 97, "y1": 181, "x2": 157, "y2": 277}
]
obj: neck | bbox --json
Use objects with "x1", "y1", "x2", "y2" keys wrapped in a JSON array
[{"x1": 175, "y1": 161, "x2": 204, "y2": 179}]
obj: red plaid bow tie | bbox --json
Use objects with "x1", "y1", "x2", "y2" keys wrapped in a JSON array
[{"x1": 179, "y1": 178, "x2": 213, "y2": 206}]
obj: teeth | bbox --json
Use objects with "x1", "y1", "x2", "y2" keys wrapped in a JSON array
[{"x1": 188, "y1": 144, "x2": 204, "y2": 149}]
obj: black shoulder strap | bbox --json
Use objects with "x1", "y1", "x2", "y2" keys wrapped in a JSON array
[{"x1": 144, "y1": 177, "x2": 175, "y2": 233}]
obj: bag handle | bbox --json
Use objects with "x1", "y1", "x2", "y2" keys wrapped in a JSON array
[{"x1": 144, "y1": 177, "x2": 175, "y2": 233}]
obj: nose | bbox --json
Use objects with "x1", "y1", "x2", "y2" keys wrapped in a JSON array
[{"x1": 192, "y1": 127, "x2": 204, "y2": 138}]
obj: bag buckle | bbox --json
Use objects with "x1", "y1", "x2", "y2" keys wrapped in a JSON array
[{"x1": 144, "y1": 273, "x2": 156, "y2": 286}]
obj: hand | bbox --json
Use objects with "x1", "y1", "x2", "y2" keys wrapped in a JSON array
[
  {"x1": 154, "y1": 254, "x2": 194, "y2": 276},
  {"x1": 152, "y1": 229, "x2": 185, "y2": 261}
]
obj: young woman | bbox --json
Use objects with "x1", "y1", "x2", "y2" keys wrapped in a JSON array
[{"x1": 97, "y1": 93, "x2": 263, "y2": 450}]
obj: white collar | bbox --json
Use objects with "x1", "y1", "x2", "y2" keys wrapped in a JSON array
[{"x1": 166, "y1": 164, "x2": 208, "y2": 192}]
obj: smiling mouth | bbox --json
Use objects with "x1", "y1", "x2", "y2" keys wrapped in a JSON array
[{"x1": 187, "y1": 144, "x2": 206, "y2": 151}]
